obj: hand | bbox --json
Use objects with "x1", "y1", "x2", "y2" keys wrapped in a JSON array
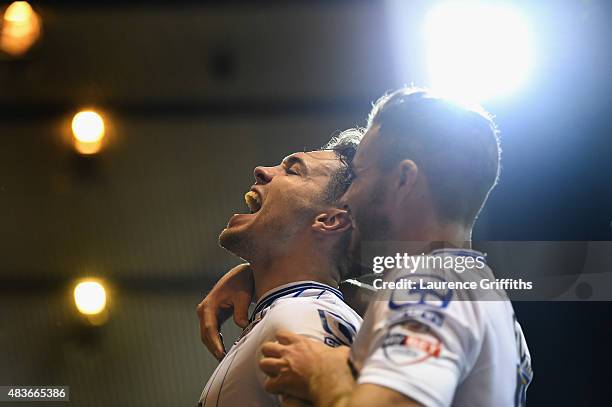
[
  {"x1": 196, "y1": 263, "x2": 254, "y2": 360},
  {"x1": 282, "y1": 395, "x2": 313, "y2": 407},
  {"x1": 259, "y1": 330, "x2": 353, "y2": 401}
]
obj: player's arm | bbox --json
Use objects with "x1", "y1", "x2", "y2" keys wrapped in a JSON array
[
  {"x1": 263, "y1": 293, "x2": 483, "y2": 407},
  {"x1": 306, "y1": 350, "x2": 423, "y2": 407},
  {"x1": 196, "y1": 263, "x2": 254, "y2": 360},
  {"x1": 281, "y1": 396, "x2": 313, "y2": 407},
  {"x1": 317, "y1": 384, "x2": 421, "y2": 407},
  {"x1": 196, "y1": 265, "x2": 367, "y2": 360},
  {"x1": 258, "y1": 299, "x2": 360, "y2": 398},
  {"x1": 261, "y1": 330, "x2": 421, "y2": 407}
]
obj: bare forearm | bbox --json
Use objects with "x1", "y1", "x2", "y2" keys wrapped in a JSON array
[
  {"x1": 310, "y1": 364, "x2": 355, "y2": 407},
  {"x1": 315, "y1": 383, "x2": 423, "y2": 407},
  {"x1": 314, "y1": 392, "x2": 352, "y2": 407},
  {"x1": 282, "y1": 396, "x2": 313, "y2": 407}
]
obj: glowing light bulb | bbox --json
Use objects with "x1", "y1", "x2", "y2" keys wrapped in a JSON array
[
  {"x1": 72, "y1": 111, "x2": 105, "y2": 143},
  {"x1": 4, "y1": 1, "x2": 33, "y2": 23},
  {"x1": 71, "y1": 111, "x2": 106, "y2": 154},
  {"x1": 1, "y1": 2, "x2": 41, "y2": 56},
  {"x1": 74, "y1": 280, "x2": 107, "y2": 315}
]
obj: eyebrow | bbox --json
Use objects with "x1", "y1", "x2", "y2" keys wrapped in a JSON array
[{"x1": 282, "y1": 155, "x2": 308, "y2": 174}]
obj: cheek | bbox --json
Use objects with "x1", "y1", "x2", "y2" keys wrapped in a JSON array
[
  {"x1": 343, "y1": 182, "x2": 362, "y2": 208},
  {"x1": 346, "y1": 178, "x2": 374, "y2": 208},
  {"x1": 351, "y1": 179, "x2": 391, "y2": 224},
  {"x1": 265, "y1": 183, "x2": 315, "y2": 220}
]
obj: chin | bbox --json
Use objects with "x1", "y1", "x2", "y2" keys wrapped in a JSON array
[{"x1": 219, "y1": 225, "x2": 255, "y2": 260}]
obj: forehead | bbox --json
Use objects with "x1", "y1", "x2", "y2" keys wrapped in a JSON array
[{"x1": 283, "y1": 150, "x2": 340, "y2": 174}]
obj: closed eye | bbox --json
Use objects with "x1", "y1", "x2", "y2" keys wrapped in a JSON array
[{"x1": 282, "y1": 155, "x2": 308, "y2": 176}]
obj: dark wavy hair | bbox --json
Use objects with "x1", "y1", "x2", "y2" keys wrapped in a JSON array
[{"x1": 319, "y1": 127, "x2": 364, "y2": 204}]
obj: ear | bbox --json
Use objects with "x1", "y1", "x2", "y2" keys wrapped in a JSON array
[
  {"x1": 396, "y1": 159, "x2": 418, "y2": 196},
  {"x1": 312, "y1": 208, "x2": 352, "y2": 235}
]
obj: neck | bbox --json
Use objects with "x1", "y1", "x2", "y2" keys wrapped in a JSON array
[
  {"x1": 391, "y1": 214, "x2": 473, "y2": 255},
  {"x1": 249, "y1": 244, "x2": 339, "y2": 301}
]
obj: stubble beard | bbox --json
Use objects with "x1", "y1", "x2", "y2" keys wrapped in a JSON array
[
  {"x1": 219, "y1": 227, "x2": 257, "y2": 261},
  {"x1": 218, "y1": 214, "x2": 297, "y2": 263},
  {"x1": 349, "y1": 184, "x2": 394, "y2": 270}
]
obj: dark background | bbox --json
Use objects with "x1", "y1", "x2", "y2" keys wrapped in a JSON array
[{"x1": 1, "y1": 0, "x2": 611, "y2": 405}]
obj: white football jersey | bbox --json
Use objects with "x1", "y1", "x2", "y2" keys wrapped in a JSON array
[
  {"x1": 198, "y1": 281, "x2": 362, "y2": 407},
  {"x1": 351, "y1": 248, "x2": 533, "y2": 407}
]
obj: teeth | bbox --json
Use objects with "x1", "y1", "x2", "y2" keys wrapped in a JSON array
[{"x1": 244, "y1": 191, "x2": 262, "y2": 213}]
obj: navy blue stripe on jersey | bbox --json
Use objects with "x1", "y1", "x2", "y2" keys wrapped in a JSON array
[
  {"x1": 251, "y1": 282, "x2": 344, "y2": 321},
  {"x1": 254, "y1": 282, "x2": 343, "y2": 314},
  {"x1": 291, "y1": 289, "x2": 307, "y2": 298},
  {"x1": 252, "y1": 284, "x2": 343, "y2": 318}
]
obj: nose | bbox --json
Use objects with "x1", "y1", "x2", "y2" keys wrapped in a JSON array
[{"x1": 253, "y1": 166, "x2": 274, "y2": 184}]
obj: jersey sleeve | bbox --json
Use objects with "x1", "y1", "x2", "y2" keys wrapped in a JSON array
[
  {"x1": 260, "y1": 298, "x2": 359, "y2": 347},
  {"x1": 250, "y1": 297, "x2": 361, "y2": 391},
  {"x1": 357, "y1": 295, "x2": 484, "y2": 407}
]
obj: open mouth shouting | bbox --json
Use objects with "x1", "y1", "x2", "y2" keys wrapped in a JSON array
[
  {"x1": 244, "y1": 190, "x2": 262, "y2": 214},
  {"x1": 226, "y1": 188, "x2": 264, "y2": 228}
]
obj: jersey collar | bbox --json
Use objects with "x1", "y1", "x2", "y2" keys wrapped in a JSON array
[{"x1": 250, "y1": 281, "x2": 343, "y2": 323}]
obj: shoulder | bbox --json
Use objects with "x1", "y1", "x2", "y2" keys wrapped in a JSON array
[
  {"x1": 259, "y1": 297, "x2": 361, "y2": 346},
  {"x1": 267, "y1": 296, "x2": 361, "y2": 328},
  {"x1": 371, "y1": 268, "x2": 488, "y2": 348}
]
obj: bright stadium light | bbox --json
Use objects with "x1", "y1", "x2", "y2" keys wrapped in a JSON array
[
  {"x1": 71, "y1": 110, "x2": 105, "y2": 155},
  {"x1": 0, "y1": 1, "x2": 42, "y2": 56},
  {"x1": 72, "y1": 111, "x2": 105, "y2": 143},
  {"x1": 424, "y1": 1, "x2": 532, "y2": 103},
  {"x1": 74, "y1": 280, "x2": 107, "y2": 316}
]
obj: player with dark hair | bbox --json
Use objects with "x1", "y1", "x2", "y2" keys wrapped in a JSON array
[{"x1": 197, "y1": 129, "x2": 364, "y2": 407}]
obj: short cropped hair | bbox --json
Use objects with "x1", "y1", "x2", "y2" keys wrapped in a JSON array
[
  {"x1": 368, "y1": 87, "x2": 501, "y2": 224},
  {"x1": 320, "y1": 128, "x2": 364, "y2": 204}
]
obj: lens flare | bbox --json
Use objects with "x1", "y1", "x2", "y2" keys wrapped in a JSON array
[{"x1": 424, "y1": 2, "x2": 532, "y2": 103}]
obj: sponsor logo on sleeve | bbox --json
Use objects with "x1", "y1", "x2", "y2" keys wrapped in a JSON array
[{"x1": 382, "y1": 320, "x2": 442, "y2": 365}]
